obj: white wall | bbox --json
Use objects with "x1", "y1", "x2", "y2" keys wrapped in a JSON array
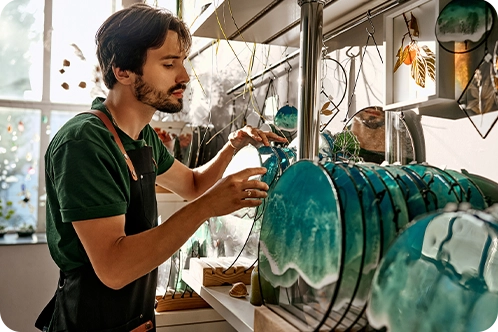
[{"x1": 0, "y1": 242, "x2": 59, "y2": 332}]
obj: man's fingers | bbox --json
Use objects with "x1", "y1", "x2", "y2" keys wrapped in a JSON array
[
  {"x1": 235, "y1": 167, "x2": 267, "y2": 179},
  {"x1": 243, "y1": 179, "x2": 269, "y2": 192},
  {"x1": 243, "y1": 189, "x2": 268, "y2": 200}
]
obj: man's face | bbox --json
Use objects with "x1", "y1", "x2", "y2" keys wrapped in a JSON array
[{"x1": 133, "y1": 31, "x2": 189, "y2": 114}]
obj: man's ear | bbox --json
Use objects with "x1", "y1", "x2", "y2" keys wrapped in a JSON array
[{"x1": 112, "y1": 66, "x2": 134, "y2": 85}]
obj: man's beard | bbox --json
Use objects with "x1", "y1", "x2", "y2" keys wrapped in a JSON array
[{"x1": 133, "y1": 75, "x2": 186, "y2": 114}]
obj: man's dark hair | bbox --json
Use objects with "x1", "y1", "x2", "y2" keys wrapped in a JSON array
[{"x1": 96, "y1": 3, "x2": 192, "y2": 89}]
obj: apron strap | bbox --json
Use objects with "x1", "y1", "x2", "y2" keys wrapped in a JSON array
[
  {"x1": 85, "y1": 110, "x2": 139, "y2": 181},
  {"x1": 130, "y1": 320, "x2": 154, "y2": 332}
]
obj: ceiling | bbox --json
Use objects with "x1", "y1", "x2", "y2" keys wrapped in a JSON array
[{"x1": 190, "y1": 0, "x2": 406, "y2": 47}]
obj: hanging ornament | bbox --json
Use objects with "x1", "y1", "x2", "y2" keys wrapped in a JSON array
[
  {"x1": 28, "y1": 166, "x2": 35, "y2": 175},
  {"x1": 7, "y1": 124, "x2": 12, "y2": 133},
  {"x1": 42, "y1": 115, "x2": 48, "y2": 124},
  {"x1": 393, "y1": 12, "x2": 435, "y2": 89},
  {"x1": 26, "y1": 153, "x2": 32, "y2": 162},
  {"x1": 436, "y1": 0, "x2": 495, "y2": 54},
  {"x1": 458, "y1": 51, "x2": 498, "y2": 138},
  {"x1": 275, "y1": 67, "x2": 298, "y2": 131},
  {"x1": 17, "y1": 121, "x2": 24, "y2": 132}
]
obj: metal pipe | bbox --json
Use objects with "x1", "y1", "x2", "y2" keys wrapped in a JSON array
[
  {"x1": 297, "y1": 0, "x2": 324, "y2": 161},
  {"x1": 322, "y1": 0, "x2": 401, "y2": 43},
  {"x1": 226, "y1": 49, "x2": 300, "y2": 95}
]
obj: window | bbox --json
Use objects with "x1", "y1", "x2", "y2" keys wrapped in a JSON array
[{"x1": 0, "y1": 0, "x2": 177, "y2": 232}]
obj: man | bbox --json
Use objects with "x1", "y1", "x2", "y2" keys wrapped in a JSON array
[{"x1": 40, "y1": 3, "x2": 286, "y2": 331}]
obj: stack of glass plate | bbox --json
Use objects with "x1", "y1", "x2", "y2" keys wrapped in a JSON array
[
  {"x1": 367, "y1": 205, "x2": 498, "y2": 332},
  {"x1": 257, "y1": 160, "x2": 489, "y2": 331}
]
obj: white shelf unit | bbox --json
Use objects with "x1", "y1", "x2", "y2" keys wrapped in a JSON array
[{"x1": 182, "y1": 269, "x2": 256, "y2": 332}]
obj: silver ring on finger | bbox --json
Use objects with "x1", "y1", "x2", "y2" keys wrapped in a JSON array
[{"x1": 247, "y1": 190, "x2": 252, "y2": 197}]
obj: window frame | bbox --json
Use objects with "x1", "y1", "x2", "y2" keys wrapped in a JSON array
[{"x1": 0, "y1": 0, "x2": 121, "y2": 232}]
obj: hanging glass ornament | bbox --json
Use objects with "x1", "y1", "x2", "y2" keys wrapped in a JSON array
[
  {"x1": 17, "y1": 121, "x2": 24, "y2": 132},
  {"x1": 458, "y1": 52, "x2": 498, "y2": 138},
  {"x1": 435, "y1": 0, "x2": 495, "y2": 54}
]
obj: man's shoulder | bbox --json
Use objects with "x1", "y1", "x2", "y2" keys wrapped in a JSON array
[{"x1": 48, "y1": 113, "x2": 112, "y2": 152}]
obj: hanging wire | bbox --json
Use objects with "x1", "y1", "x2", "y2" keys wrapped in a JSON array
[
  {"x1": 321, "y1": 11, "x2": 384, "y2": 131},
  {"x1": 320, "y1": 55, "x2": 348, "y2": 132}
]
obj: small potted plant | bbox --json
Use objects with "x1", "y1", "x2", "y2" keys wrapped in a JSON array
[
  {"x1": 17, "y1": 224, "x2": 35, "y2": 237},
  {"x1": 0, "y1": 224, "x2": 6, "y2": 238}
]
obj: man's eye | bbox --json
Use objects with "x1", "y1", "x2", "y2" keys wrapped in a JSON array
[{"x1": 164, "y1": 64, "x2": 173, "y2": 67}]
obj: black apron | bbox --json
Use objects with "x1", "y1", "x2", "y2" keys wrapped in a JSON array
[{"x1": 37, "y1": 113, "x2": 158, "y2": 331}]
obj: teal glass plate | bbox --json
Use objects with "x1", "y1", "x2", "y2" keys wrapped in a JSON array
[
  {"x1": 461, "y1": 170, "x2": 498, "y2": 206},
  {"x1": 273, "y1": 147, "x2": 290, "y2": 173},
  {"x1": 357, "y1": 163, "x2": 410, "y2": 232},
  {"x1": 383, "y1": 165, "x2": 429, "y2": 221},
  {"x1": 444, "y1": 169, "x2": 487, "y2": 210},
  {"x1": 336, "y1": 163, "x2": 382, "y2": 307},
  {"x1": 213, "y1": 145, "x2": 278, "y2": 266},
  {"x1": 281, "y1": 146, "x2": 297, "y2": 166},
  {"x1": 367, "y1": 208, "x2": 498, "y2": 332},
  {"x1": 355, "y1": 164, "x2": 398, "y2": 255},
  {"x1": 258, "y1": 146, "x2": 281, "y2": 188},
  {"x1": 403, "y1": 164, "x2": 460, "y2": 210},
  {"x1": 258, "y1": 160, "x2": 343, "y2": 330},
  {"x1": 323, "y1": 162, "x2": 367, "y2": 330},
  {"x1": 322, "y1": 130, "x2": 336, "y2": 157},
  {"x1": 398, "y1": 165, "x2": 439, "y2": 211}
]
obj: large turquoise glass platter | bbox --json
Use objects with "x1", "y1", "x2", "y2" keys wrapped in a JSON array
[
  {"x1": 403, "y1": 164, "x2": 461, "y2": 210},
  {"x1": 367, "y1": 207, "x2": 498, "y2": 332},
  {"x1": 355, "y1": 163, "x2": 398, "y2": 255},
  {"x1": 258, "y1": 160, "x2": 344, "y2": 330},
  {"x1": 444, "y1": 169, "x2": 487, "y2": 210},
  {"x1": 322, "y1": 162, "x2": 367, "y2": 330},
  {"x1": 336, "y1": 163, "x2": 382, "y2": 307}
]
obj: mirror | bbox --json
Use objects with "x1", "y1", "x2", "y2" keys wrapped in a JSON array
[{"x1": 344, "y1": 106, "x2": 416, "y2": 164}]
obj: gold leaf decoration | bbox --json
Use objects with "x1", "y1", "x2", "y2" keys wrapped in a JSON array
[
  {"x1": 411, "y1": 50, "x2": 427, "y2": 88},
  {"x1": 321, "y1": 101, "x2": 331, "y2": 111},
  {"x1": 394, "y1": 40, "x2": 436, "y2": 88},
  {"x1": 422, "y1": 45, "x2": 436, "y2": 82},
  {"x1": 321, "y1": 101, "x2": 333, "y2": 116},
  {"x1": 466, "y1": 68, "x2": 496, "y2": 114},
  {"x1": 394, "y1": 45, "x2": 408, "y2": 73}
]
